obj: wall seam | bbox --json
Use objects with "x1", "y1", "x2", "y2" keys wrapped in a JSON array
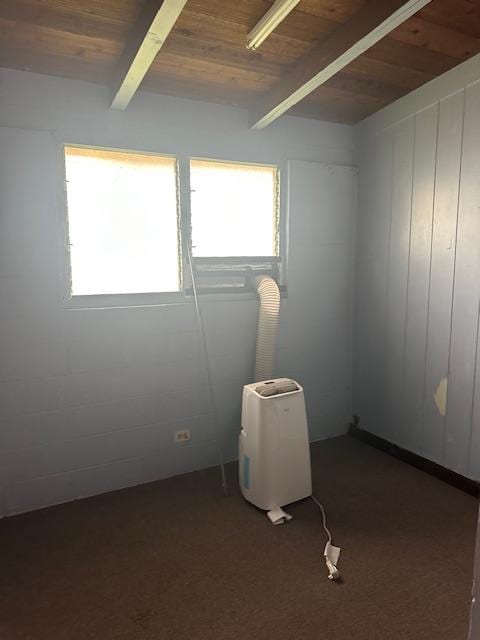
[
  {"x1": 441, "y1": 88, "x2": 467, "y2": 467},
  {"x1": 419, "y1": 102, "x2": 440, "y2": 455},
  {"x1": 383, "y1": 126, "x2": 396, "y2": 442},
  {"x1": 399, "y1": 114, "x2": 417, "y2": 448}
]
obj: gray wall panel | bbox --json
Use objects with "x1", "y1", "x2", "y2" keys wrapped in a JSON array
[
  {"x1": 444, "y1": 81, "x2": 480, "y2": 475},
  {"x1": 353, "y1": 129, "x2": 393, "y2": 437},
  {"x1": 384, "y1": 117, "x2": 414, "y2": 446},
  {"x1": 401, "y1": 105, "x2": 438, "y2": 452},
  {"x1": 277, "y1": 160, "x2": 357, "y2": 443},
  {"x1": 422, "y1": 91, "x2": 464, "y2": 464},
  {"x1": 355, "y1": 73, "x2": 480, "y2": 480}
]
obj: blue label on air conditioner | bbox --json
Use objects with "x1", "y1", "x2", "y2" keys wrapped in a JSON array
[{"x1": 243, "y1": 455, "x2": 250, "y2": 490}]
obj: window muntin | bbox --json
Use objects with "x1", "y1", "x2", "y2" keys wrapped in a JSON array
[
  {"x1": 64, "y1": 146, "x2": 180, "y2": 296},
  {"x1": 190, "y1": 159, "x2": 279, "y2": 258}
]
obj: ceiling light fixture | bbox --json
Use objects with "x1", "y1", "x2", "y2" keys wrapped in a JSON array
[{"x1": 246, "y1": 0, "x2": 301, "y2": 50}]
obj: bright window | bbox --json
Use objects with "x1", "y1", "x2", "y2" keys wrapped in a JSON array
[
  {"x1": 64, "y1": 146, "x2": 180, "y2": 296},
  {"x1": 190, "y1": 159, "x2": 279, "y2": 257}
]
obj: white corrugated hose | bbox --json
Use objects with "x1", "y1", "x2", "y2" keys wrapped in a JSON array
[
  {"x1": 253, "y1": 276, "x2": 342, "y2": 580},
  {"x1": 254, "y1": 276, "x2": 280, "y2": 382}
]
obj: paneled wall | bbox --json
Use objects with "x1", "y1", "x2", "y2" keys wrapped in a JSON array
[
  {"x1": 278, "y1": 161, "x2": 357, "y2": 439},
  {"x1": 0, "y1": 68, "x2": 356, "y2": 516},
  {"x1": 354, "y1": 70, "x2": 480, "y2": 480}
]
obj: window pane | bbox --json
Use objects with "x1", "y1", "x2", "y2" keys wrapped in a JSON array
[
  {"x1": 64, "y1": 147, "x2": 180, "y2": 296},
  {"x1": 190, "y1": 159, "x2": 278, "y2": 257}
]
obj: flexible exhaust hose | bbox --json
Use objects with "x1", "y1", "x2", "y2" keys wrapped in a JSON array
[{"x1": 254, "y1": 276, "x2": 280, "y2": 382}]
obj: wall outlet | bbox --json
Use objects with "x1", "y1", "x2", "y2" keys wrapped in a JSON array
[{"x1": 174, "y1": 430, "x2": 190, "y2": 443}]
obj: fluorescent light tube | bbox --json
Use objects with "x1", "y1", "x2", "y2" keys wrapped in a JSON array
[{"x1": 247, "y1": 0, "x2": 301, "y2": 50}]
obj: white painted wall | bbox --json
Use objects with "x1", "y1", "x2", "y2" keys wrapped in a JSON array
[
  {"x1": 353, "y1": 54, "x2": 480, "y2": 480},
  {"x1": 0, "y1": 68, "x2": 356, "y2": 516}
]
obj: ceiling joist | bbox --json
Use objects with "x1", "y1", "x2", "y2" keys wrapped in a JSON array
[
  {"x1": 249, "y1": 0, "x2": 434, "y2": 129},
  {"x1": 110, "y1": 0, "x2": 188, "y2": 110}
]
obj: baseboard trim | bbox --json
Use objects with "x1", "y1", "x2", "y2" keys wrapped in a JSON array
[{"x1": 348, "y1": 425, "x2": 480, "y2": 498}]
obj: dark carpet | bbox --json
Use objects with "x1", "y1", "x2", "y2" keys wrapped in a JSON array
[{"x1": 0, "y1": 436, "x2": 477, "y2": 640}]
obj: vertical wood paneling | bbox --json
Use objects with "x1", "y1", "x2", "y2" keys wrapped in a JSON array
[
  {"x1": 422, "y1": 90, "x2": 464, "y2": 463},
  {"x1": 384, "y1": 117, "x2": 414, "y2": 445},
  {"x1": 355, "y1": 75, "x2": 480, "y2": 481},
  {"x1": 401, "y1": 104, "x2": 438, "y2": 452},
  {"x1": 353, "y1": 129, "x2": 393, "y2": 436},
  {"x1": 444, "y1": 81, "x2": 480, "y2": 475}
]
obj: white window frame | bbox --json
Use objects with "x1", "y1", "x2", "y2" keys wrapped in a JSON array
[
  {"x1": 179, "y1": 157, "x2": 286, "y2": 297},
  {"x1": 58, "y1": 143, "x2": 287, "y2": 309}
]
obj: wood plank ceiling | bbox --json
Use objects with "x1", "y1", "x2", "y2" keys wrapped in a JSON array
[{"x1": 1, "y1": 0, "x2": 479, "y2": 123}]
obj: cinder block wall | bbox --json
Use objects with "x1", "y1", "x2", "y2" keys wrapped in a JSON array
[{"x1": 0, "y1": 69, "x2": 356, "y2": 516}]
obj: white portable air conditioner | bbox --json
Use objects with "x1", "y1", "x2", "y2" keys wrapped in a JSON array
[{"x1": 239, "y1": 378, "x2": 312, "y2": 524}]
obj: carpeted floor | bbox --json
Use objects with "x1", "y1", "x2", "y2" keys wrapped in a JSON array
[{"x1": 0, "y1": 436, "x2": 477, "y2": 640}]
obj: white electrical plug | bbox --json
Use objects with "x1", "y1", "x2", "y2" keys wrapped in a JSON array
[
  {"x1": 312, "y1": 496, "x2": 342, "y2": 582},
  {"x1": 325, "y1": 557, "x2": 341, "y2": 581},
  {"x1": 324, "y1": 541, "x2": 341, "y2": 581}
]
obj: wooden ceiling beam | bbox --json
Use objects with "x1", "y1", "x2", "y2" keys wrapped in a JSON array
[
  {"x1": 249, "y1": 0, "x2": 434, "y2": 129},
  {"x1": 110, "y1": 0, "x2": 188, "y2": 110}
]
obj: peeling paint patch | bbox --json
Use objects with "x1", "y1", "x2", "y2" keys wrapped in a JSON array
[{"x1": 434, "y1": 377, "x2": 448, "y2": 416}]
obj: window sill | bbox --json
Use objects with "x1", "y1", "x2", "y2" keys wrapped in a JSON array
[
  {"x1": 64, "y1": 291, "x2": 187, "y2": 310},
  {"x1": 63, "y1": 285, "x2": 287, "y2": 310}
]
